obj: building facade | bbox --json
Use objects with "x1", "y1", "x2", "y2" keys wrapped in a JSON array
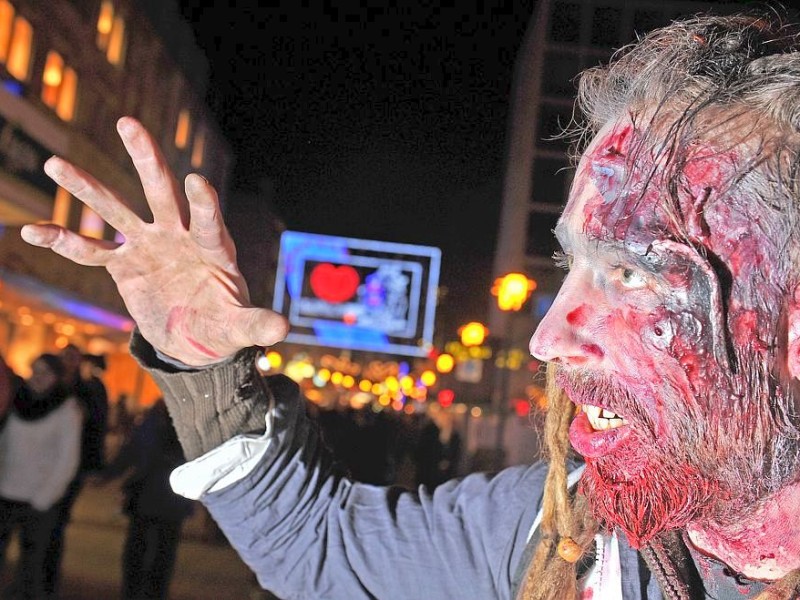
[{"x1": 0, "y1": 0, "x2": 232, "y2": 404}]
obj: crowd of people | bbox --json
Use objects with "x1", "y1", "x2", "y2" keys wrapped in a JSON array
[
  {"x1": 0, "y1": 345, "x2": 466, "y2": 598},
  {"x1": 0, "y1": 347, "x2": 195, "y2": 599},
  {"x1": 308, "y1": 400, "x2": 463, "y2": 489}
]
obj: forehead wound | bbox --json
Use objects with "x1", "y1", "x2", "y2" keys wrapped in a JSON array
[{"x1": 578, "y1": 123, "x2": 748, "y2": 253}]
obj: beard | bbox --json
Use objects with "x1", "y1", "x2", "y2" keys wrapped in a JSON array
[
  {"x1": 557, "y1": 366, "x2": 792, "y2": 549},
  {"x1": 580, "y1": 442, "x2": 720, "y2": 548}
]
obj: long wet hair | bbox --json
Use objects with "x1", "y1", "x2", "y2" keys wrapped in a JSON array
[{"x1": 522, "y1": 9, "x2": 800, "y2": 600}]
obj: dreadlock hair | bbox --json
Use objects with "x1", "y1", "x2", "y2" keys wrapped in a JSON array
[
  {"x1": 519, "y1": 364, "x2": 598, "y2": 600},
  {"x1": 522, "y1": 8, "x2": 800, "y2": 600}
]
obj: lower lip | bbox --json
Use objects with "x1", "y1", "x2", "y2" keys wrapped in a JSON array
[{"x1": 569, "y1": 411, "x2": 633, "y2": 458}]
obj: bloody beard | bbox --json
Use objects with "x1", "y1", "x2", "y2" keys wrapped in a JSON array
[{"x1": 557, "y1": 364, "x2": 792, "y2": 549}]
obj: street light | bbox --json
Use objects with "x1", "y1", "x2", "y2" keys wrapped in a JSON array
[
  {"x1": 459, "y1": 321, "x2": 489, "y2": 347},
  {"x1": 491, "y1": 273, "x2": 536, "y2": 311},
  {"x1": 490, "y1": 272, "x2": 536, "y2": 465}
]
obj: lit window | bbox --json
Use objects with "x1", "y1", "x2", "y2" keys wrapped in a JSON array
[
  {"x1": 4, "y1": 8, "x2": 32, "y2": 81},
  {"x1": 97, "y1": 2, "x2": 126, "y2": 66},
  {"x1": 96, "y1": 1, "x2": 113, "y2": 49},
  {"x1": 52, "y1": 186, "x2": 71, "y2": 227},
  {"x1": 41, "y1": 51, "x2": 78, "y2": 122},
  {"x1": 41, "y1": 51, "x2": 63, "y2": 105},
  {"x1": 191, "y1": 127, "x2": 205, "y2": 167},
  {"x1": 79, "y1": 206, "x2": 104, "y2": 240},
  {"x1": 0, "y1": 0, "x2": 13, "y2": 63},
  {"x1": 107, "y1": 16, "x2": 126, "y2": 65},
  {"x1": 175, "y1": 109, "x2": 190, "y2": 149},
  {"x1": 56, "y1": 67, "x2": 77, "y2": 120}
]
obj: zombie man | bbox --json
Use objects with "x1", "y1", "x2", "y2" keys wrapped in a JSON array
[{"x1": 21, "y1": 10, "x2": 800, "y2": 600}]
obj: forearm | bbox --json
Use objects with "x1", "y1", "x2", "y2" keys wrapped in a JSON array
[
  {"x1": 202, "y1": 392, "x2": 546, "y2": 600},
  {"x1": 130, "y1": 332, "x2": 268, "y2": 460}
]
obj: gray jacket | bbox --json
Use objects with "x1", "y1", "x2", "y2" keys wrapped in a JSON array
[{"x1": 132, "y1": 334, "x2": 764, "y2": 599}]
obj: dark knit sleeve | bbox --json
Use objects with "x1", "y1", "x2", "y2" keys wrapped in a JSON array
[{"x1": 129, "y1": 332, "x2": 271, "y2": 460}]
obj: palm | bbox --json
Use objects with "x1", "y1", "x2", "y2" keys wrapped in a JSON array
[{"x1": 21, "y1": 118, "x2": 288, "y2": 366}]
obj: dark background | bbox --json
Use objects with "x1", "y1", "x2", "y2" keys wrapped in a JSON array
[{"x1": 175, "y1": 1, "x2": 537, "y2": 331}]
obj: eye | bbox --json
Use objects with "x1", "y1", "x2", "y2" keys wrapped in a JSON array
[{"x1": 618, "y1": 267, "x2": 647, "y2": 289}]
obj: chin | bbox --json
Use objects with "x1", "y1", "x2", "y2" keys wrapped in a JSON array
[{"x1": 579, "y1": 453, "x2": 720, "y2": 548}]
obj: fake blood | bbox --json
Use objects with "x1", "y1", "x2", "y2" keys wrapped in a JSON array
[{"x1": 567, "y1": 305, "x2": 589, "y2": 327}]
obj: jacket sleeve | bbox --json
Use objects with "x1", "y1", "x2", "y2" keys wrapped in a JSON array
[{"x1": 129, "y1": 333, "x2": 548, "y2": 600}]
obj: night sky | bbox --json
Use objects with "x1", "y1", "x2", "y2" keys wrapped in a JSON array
[{"x1": 175, "y1": 2, "x2": 536, "y2": 333}]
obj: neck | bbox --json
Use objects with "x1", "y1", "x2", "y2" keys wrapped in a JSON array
[{"x1": 686, "y1": 481, "x2": 800, "y2": 581}]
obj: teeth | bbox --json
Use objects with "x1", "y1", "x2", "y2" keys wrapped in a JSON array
[{"x1": 582, "y1": 404, "x2": 628, "y2": 432}]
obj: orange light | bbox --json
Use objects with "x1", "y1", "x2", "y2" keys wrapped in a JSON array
[
  {"x1": 175, "y1": 109, "x2": 191, "y2": 149},
  {"x1": 6, "y1": 15, "x2": 31, "y2": 81},
  {"x1": 0, "y1": 1, "x2": 14, "y2": 63},
  {"x1": 107, "y1": 15, "x2": 126, "y2": 65},
  {"x1": 492, "y1": 273, "x2": 536, "y2": 312},
  {"x1": 97, "y1": 1, "x2": 114, "y2": 35},
  {"x1": 52, "y1": 187, "x2": 71, "y2": 227},
  {"x1": 435, "y1": 353, "x2": 454, "y2": 374},
  {"x1": 56, "y1": 67, "x2": 77, "y2": 121},
  {"x1": 42, "y1": 51, "x2": 63, "y2": 87},
  {"x1": 459, "y1": 322, "x2": 488, "y2": 347},
  {"x1": 191, "y1": 127, "x2": 205, "y2": 168},
  {"x1": 420, "y1": 370, "x2": 436, "y2": 387}
]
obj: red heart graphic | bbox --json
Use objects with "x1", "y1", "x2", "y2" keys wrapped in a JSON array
[{"x1": 309, "y1": 263, "x2": 360, "y2": 303}]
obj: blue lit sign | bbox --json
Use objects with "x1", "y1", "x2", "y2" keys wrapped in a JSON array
[{"x1": 273, "y1": 231, "x2": 441, "y2": 357}]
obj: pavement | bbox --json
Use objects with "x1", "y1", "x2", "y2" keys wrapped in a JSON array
[{"x1": 2, "y1": 478, "x2": 277, "y2": 599}]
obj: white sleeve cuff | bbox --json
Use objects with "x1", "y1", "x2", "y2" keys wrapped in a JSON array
[{"x1": 170, "y1": 394, "x2": 276, "y2": 500}]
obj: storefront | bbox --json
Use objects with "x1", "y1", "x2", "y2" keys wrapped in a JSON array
[{"x1": 0, "y1": 228, "x2": 162, "y2": 410}]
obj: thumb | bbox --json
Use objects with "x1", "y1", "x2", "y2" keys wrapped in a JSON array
[{"x1": 228, "y1": 307, "x2": 290, "y2": 349}]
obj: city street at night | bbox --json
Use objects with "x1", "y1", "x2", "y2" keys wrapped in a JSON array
[{"x1": 1, "y1": 473, "x2": 268, "y2": 599}]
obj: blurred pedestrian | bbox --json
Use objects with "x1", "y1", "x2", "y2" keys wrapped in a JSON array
[
  {"x1": 414, "y1": 404, "x2": 461, "y2": 490},
  {"x1": 0, "y1": 354, "x2": 17, "y2": 428},
  {"x1": 42, "y1": 345, "x2": 109, "y2": 596},
  {"x1": 99, "y1": 398, "x2": 194, "y2": 600},
  {"x1": 0, "y1": 354, "x2": 82, "y2": 599}
]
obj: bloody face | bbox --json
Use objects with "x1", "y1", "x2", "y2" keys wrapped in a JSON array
[{"x1": 529, "y1": 116, "x2": 797, "y2": 547}]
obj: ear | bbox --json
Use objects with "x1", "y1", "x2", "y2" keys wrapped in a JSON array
[{"x1": 787, "y1": 289, "x2": 800, "y2": 380}]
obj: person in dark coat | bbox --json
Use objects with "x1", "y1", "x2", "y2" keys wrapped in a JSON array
[
  {"x1": 42, "y1": 345, "x2": 110, "y2": 597},
  {"x1": 100, "y1": 398, "x2": 194, "y2": 600}
]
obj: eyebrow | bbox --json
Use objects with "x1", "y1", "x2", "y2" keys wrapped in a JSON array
[{"x1": 554, "y1": 222, "x2": 669, "y2": 272}]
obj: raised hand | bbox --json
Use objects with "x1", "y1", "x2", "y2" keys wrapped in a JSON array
[{"x1": 21, "y1": 117, "x2": 288, "y2": 367}]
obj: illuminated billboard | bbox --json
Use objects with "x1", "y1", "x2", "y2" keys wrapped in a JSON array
[{"x1": 273, "y1": 231, "x2": 441, "y2": 357}]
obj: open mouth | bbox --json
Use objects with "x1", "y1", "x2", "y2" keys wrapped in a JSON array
[
  {"x1": 582, "y1": 404, "x2": 628, "y2": 431},
  {"x1": 569, "y1": 403, "x2": 633, "y2": 458}
]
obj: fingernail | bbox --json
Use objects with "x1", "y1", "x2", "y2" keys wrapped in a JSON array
[
  {"x1": 43, "y1": 156, "x2": 62, "y2": 177},
  {"x1": 117, "y1": 117, "x2": 135, "y2": 136},
  {"x1": 187, "y1": 173, "x2": 209, "y2": 189}
]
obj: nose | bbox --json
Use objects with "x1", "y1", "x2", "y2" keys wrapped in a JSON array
[{"x1": 529, "y1": 270, "x2": 606, "y2": 368}]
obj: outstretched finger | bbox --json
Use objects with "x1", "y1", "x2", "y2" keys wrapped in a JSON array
[
  {"x1": 185, "y1": 174, "x2": 235, "y2": 254},
  {"x1": 44, "y1": 157, "x2": 142, "y2": 236},
  {"x1": 20, "y1": 224, "x2": 118, "y2": 267},
  {"x1": 116, "y1": 117, "x2": 189, "y2": 227}
]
